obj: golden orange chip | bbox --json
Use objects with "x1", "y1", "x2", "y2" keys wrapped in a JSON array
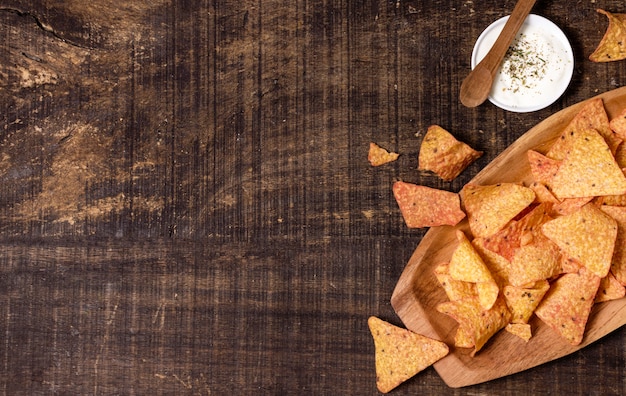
[
  {"x1": 589, "y1": 9, "x2": 626, "y2": 63},
  {"x1": 503, "y1": 280, "x2": 550, "y2": 324},
  {"x1": 460, "y1": 183, "x2": 535, "y2": 238},
  {"x1": 527, "y1": 150, "x2": 559, "y2": 185},
  {"x1": 449, "y1": 230, "x2": 498, "y2": 309},
  {"x1": 610, "y1": 109, "x2": 626, "y2": 141},
  {"x1": 547, "y1": 129, "x2": 626, "y2": 199},
  {"x1": 368, "y1": 142, "x2": 399, "y2": 166},
  {"x1": 546, "y1": 98, "x2": 621, "y2": 161},
  {"x1": 505, "y1": 323, "x2": 533, "y2": 342},
  {"x1": 595, "y1": 272, "x2": 626, "y2": 303},
  {"x1": 508, "y1": 238, "x2": 561, "y2": 287},
  {"x1": 599, "y1": 205, "x2": 626, "y2": 285},
  {"x1": 418, "y1": 125, "x2": 483, "y2": 181},
  {"x1": 559, "y1": 252, "x2": 583, "y2": 275},
  {"x1": 542, "y1": 203, "x2": 618, "y2": 278},
  {"x1": 614, "y1": 143, "x2": 626, "y2": 167},
  {"x1": 392, "y1": 181, "x2": 466, "y2": 228},
  {"x1": 551, "y1": 197, "x2": 594, "y2": 217},
  {"x1": 368, "y1": 316, "x2": 449, "y2": 393},
  {"x1": 436, "y1": 297, "x2": 511, "y2": 356},
  {"x1": 535, "y1": 267, "x2": 601, "y2": 345},
  {"x1": 529, "y1": 182, "x2": 560, "y2": 205},
  {"x1": 472, "y1": 237, "x2": 512, "y2": 287},
  {"x1": 434, "y1": 263, "x2": 477, "y2": 302},
  {"x1": 454, "y1": 325, "x2": 475, "y2": 348}
]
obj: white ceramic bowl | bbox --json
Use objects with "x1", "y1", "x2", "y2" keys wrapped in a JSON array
[{"x1": 471, "y1": 14, "x2": 574, "y2": 113}]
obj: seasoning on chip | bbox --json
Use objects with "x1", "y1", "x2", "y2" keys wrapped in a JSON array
[
  {"x1": 527, "y1": 150, "x2": 559, "y2": 185},
  {"x1": 542, "y1": 203, "x2": 618, "y2": 278},
  {"x1": 392, "y1": 181, "x2": 466, "y2": 228},
  {"x1": 599, "y1": 205, "x2": 626, "y2": 285},
  {"x1": 367, "y1": 316, "x2": 449, "y2": 393},
  {"x1": 368, "y1": 142, "x2": 399, "y2": 166},
  {"x1": 503, "y1": 280, "x2": 550, "y2": 324},
  {"x1": 534, "y1": 267, "x2": 601, "y2": 345},
  {"x1": 436, "y1": 296, "x2": 511, "y2": 355},
  {"x1": 449, "y1": 230, "x2": 499, "y2": 310},
  {"x1": 418, "y1": 125, "x2": 483, "y2": 181},
  {"x1": 595, "y1": 272, "x2": 626, "y2": 303},
  {"x1": 460, "y1": 183, "x2": 535, "y2": 238},
  {"x1": 546, "y1": 98, "x2": 620, "y2": 161},
  {"x1": 505, "y1": 323, "x2": 532, "y2": 342},
  {"x1": 547, "y1": 129, "x2": 626, "y2": 199},
  {"x1": 589, "y1": 9, "x2": 626, "y2": 63}
]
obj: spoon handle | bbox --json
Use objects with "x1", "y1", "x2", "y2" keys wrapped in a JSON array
[{"x1": 480, "y1": 0, "x2": 537, "y2": 74}]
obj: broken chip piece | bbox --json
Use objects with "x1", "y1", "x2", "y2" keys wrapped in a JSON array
[
  {"x1": 418, "y1": 125, "x2": 483, "y2": 181},
  {"x1": 393, "y1": 181, "x2": 465, "y2": 228},
  {"x1": 367, "y1": 316, "x2": 449, "y2": 393},
  {"x1": 589, "y1": 9, "x2": 626, "y2": 63},
  {"x1": 368, "y1": 142, "x2": 399, "y2": 166}
]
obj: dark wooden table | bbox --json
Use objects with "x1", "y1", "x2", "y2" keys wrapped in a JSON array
[{"x1": 1, "y1": 1, "x2": 625, "y2": 394}]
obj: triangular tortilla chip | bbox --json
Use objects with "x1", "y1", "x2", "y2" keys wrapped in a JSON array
[
  {"x1": 595, "y1": 272, "x2": 626, "y2": 302},
  {"x1": 610, "y1": 109, "x2": 626, "y2": 141},
  {"x1": 527, "y1": 150, "x2": 560, "y2": 185},
  {"x1": 392, "y1": 181, "x2": 466, "y2": 228},
  {"x1": 368, "y1": 316, "x2": 449, "y2": 393},
  {"x1": 542, "y1": 203, "x2": 618, "y2": 278},
  {"x1": 547, "y1": 129, "x2": 626, "y2": 199},
  {"x1": 599, "y1": 205, "x2": 626, "y2": 285},
  {"x1": 589, "y1": 9, "x2": 626, "y2": 62},
  {"x1": 434, "y1": 263, "x2": 477, "y2": 301},
  {"x1": 460, "y1": 183, "x2": 535, "y2": 238},
  {"x1": 436, "y1": 297, "x2": 511, "y2": 356},
  {"x1": 535, "y1": 267, "x2": 601, "y2": 345},
  {"x1": 368, "y1": 142, "x2": 399, "y2": 166},
  {"x1": 418, "y1": 125, "x2": 483, "y2": 181},
  {"x1": 504, "y1": 280, "x2": 550, "y2": 324},
  {"x1": 449, "y1": 230, "x2": 498, "y2": 309},
  {"x1": 508, "y1": 238, "x2": 561, "y2": 287},
  {"x1": 546, "y1": 98, "x2": 621, "y2": 160},
  {"x1": 505, "y1": 323, "x2": 533, "y2": 342}
]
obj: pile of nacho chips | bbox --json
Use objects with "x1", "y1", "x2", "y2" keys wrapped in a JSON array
[{"x1": 436, "y1": 98, "x2": 626, "y2": 352}]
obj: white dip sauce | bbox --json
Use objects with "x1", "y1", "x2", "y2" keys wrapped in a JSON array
[{"x1": 472, "y1": 15, "x2": 574, "y2": 112}]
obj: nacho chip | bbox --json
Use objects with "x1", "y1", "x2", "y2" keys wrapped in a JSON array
[
  {"x1": 505, "y1": 323, "x2": 533, "y2": 342},
  {"x1": 392, "y1": 181, "x2": 466, "y2": 228},
  {"x1": 595, "y1": 272, "x2": 626, "y2": 302},
  {"x1": 530, "y1": 182, "x2": 560, "y2": 205},
  {"x1": 614, "y1": 143, "x2": 626, "y2": 167},
  {"x1": 368, "y1": 142, "x2": 399, "y2": 166},
  {"x1": 542, "y1": 203, "x2": 618, "y2": 278},
  {"x1": 551, "y1": 197, "x2": 594, "y2": 216},
  {"x1": 434, "y1": 263, "x2": 477, "y2": 301},
  {"x1": 460, "y1": 183, "x2": 535, "y2": 238},
  {"x1": 547, "y1": 129, "x2": 626, "y2": 199},
  {"x1": 508, "y1": 238, "x2": 561, "y2": 287},
  {"x1": 449, "y1": 230, "x2": 499, "y2": 309},
  {"x1": 436, "y1": 297, "x2": 511, "y2": 355},
  {"x1": 599, "y1": 205, "x2": 626, "y2": 285},
  {"x1": 589, "y1": 9, "x2": 626, "y2": 63},
  {"x1": 534, "y1": 267, "x2": 601, "y2": 345},
  {"x1": 368, "y1": 316, "x2": 449, "y2": 393},
  {"x1": 418, "y1": 125, "x2": 483, "y2": 181},
  {"x1": 454, "y1": 325, "x2": 475, "y2": 348},
  {"x1": 527, "y1": 150, "x2": 560, "y2": 185},
  {"x1": 472, "y1": 237, "x2": 512, "y2": 287},
  {"x1": 559, "y1": 252, "x2": 583, "y2": 274},
  {"x1": 503, "y1": 280, "x2": 550, "y2": 324},
  {"x1": 546, "y1": 98, "x2": 621, "y2": 161},
  {"x1": 610, "y1": 109, "x2": 626, "y2": 141}
]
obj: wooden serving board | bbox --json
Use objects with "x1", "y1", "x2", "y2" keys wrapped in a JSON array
[{"x1": 391, "y1": 87, "x2": 626, "y2": 388}]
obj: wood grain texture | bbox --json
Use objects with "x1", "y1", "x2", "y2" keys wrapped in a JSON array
[{"x1": 0, "y1": 1, "x2": 625, "y2": 395}]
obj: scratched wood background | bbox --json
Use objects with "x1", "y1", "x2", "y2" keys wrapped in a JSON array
[{"x1": 0, "y1": 0, "x2": 625, "y2": 394}]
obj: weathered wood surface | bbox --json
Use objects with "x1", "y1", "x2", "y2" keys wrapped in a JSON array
[{"x1": 0, "y1": 1, "x2": 624, "y2": 394}]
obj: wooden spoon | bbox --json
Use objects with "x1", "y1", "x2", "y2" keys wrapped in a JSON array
[{"x1": 459, "y1": 0, "x2": 537, "y2": 108}]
